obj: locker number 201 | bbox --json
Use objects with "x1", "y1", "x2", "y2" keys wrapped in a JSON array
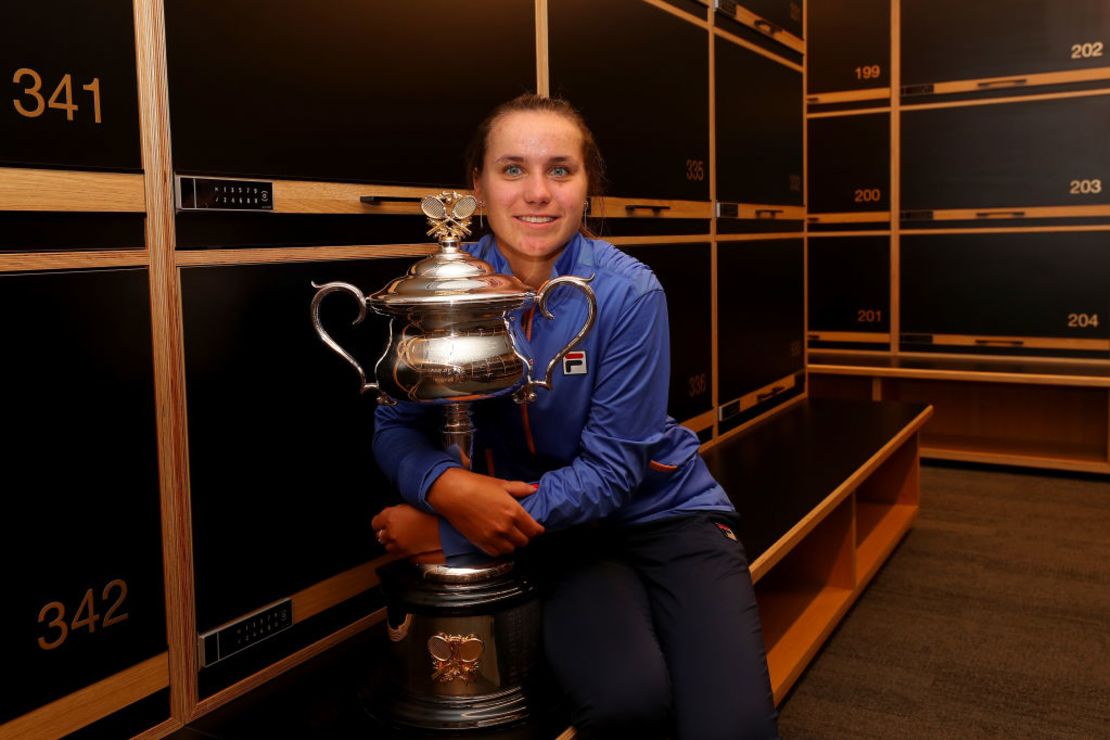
[
  {"x1": 37, "y1": 579, "x2": 129, "y2": 650},
  {"x1": 1071, "y1": 42, "x2": 1104, "y2": 59},
  {"x1": 1069, "y1": 179, "x2": 1102, "y2": 194}
]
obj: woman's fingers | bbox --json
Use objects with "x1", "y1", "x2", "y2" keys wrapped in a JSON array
[{"x1": 504, "y1": 480, "x2": 539, "y2": 498}]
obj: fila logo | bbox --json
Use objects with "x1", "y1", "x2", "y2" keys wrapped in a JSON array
[{"x1": 563, "y1": 351, "x2": 588, "y2": 375}]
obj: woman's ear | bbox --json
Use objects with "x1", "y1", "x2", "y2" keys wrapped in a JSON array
[{"x1": 471, "y1": 171, "x2": 483, "y2": 200}]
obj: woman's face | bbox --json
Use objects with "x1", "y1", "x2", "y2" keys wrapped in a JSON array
[{"x1": 474, "y1": 110, "x2": 589, "y2": 269}]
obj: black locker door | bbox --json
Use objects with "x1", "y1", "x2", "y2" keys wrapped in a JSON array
[
  {"x1": 164, "y1": 1, "x2": 535, "y2": 186},
  {"x1": 808, "y1": 113, "x2": 889, "y2": 214},
  {"x1": 0, "y1": 0, "x2": 141, "y2": 171},
  {"x1": 808, "y1": 235, "x2": 890, "y2": 338},
  {"x1": 717, "y1": 238, "x2": 805, "y2": 403},
  {"x1": 0, "y1": 269, "x2": 165, "y2": 724},
  {"x1": 807, "y1": 0, "x2": 889, "y2": 96},
  {"x1": 901, "y1": 94, "x2": 1110, "y2": 212},
  {"x1": 715, "y1": 36, "x2": 804, "y2": 208},
  {"x1": 618, "y1": 242, "x2": 713, "y2": 423},
  {"x1": 730, "y1": 0, "x2": 805, "y2": 39},
  {"x1": 182, "y1": 258, "x2": 412, "y2": 639},
  {"x1": 903, "y1": 0, "x2": 1110, "y2": 90},
  {"x1": 549, "y1": 0, "x2": 710, "y2": 201},
  {"x1": 900, "y1": 232, "x2": 1110, "y2": 346}
]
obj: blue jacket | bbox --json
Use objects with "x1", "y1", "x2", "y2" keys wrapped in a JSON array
[{"x1": 373, "y1": 232, "x2": 735, "y2": 558}]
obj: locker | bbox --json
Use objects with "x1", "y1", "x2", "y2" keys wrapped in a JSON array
[
  {"x1": 549, "y1": 0, "x2": 710, "y2": 202},
  {"x1": 718, "y1": 0, "x2": 805, "y2": 43},
  {"x1": 0, "y1": 269, "x2": 165, "y2": 725},
  {"x1": 0, "y1": 212, "x2": 146, "y2": 252},
  {"x1": 807, "y1": 0, "x2": 889, "y2": 97},
  {"x1": 715, "y1": 35, "x2": 804, "y2": 215},
  {"x1": 808, "y1": 236, "x2": 890, "y2": 339},
  {"x1": 900, "y1": 232, "x2": 1110, "y2": 354},
  {"x1": 717, "y1": 238, "x2": 805, "y2": 406},
  {"x1": 164, "y1": 1, "x2": 535, "y2": 186},
  {"x1": 901, "y1": 94, "x2": 1110, "y2": 214},
  {"x1": 0, "y1": 0, "x2": 141, "y2": 172},
  {"x1": 902, "y1": 0, "x2": 1110, "y2": 94},
  {"x1": 181, "y1": 258, "x2": 410, "y2": 639},
  {"x1": 807, "y1": 113, "x2": 889, "y2": 215},
  {"x1": 618, "y1": 242, "x2": 713, "y2": 423}
]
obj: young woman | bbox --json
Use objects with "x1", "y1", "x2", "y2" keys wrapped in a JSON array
[{"x1": 371, "y1": 95, "x2": 780, "y2": 740}]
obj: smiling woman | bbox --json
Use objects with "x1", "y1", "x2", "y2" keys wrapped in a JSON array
[{"x1": 370, "y1": 94, "x2": 780, "y2": 740}]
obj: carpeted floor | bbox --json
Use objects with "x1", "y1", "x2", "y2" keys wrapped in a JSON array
[{"x1": 776, "y1": 462, "x2": 1110, "y2": 739}]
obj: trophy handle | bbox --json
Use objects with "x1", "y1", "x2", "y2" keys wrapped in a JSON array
[
  {"x1": 310, "y1": 281, "x2": 391, "y2": 402},
  {"x1": 517, "y1": 275, "x2": 597, "y2": 402}
]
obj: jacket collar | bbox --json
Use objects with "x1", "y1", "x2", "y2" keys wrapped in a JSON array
[{"x1": 473, "y1": 232, "x2": 594, "y2": 281}]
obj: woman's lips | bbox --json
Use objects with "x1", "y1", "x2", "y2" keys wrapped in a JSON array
[{"x1": 514, "y1": 215, "x2": 558, "y2": 228}]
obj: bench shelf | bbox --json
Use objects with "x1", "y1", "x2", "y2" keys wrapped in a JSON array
[{"x1": 810, "y1": 352, "x2": 1110, "y2": 474}]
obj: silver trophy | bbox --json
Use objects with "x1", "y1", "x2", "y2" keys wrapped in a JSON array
[{"x1": 311, "y1": 192, "x2": 595, "y2": 731}]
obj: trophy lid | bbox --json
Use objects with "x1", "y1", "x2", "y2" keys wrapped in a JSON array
[{"x1": 368, "y1": 192, "x2": 533, "y2": 310}]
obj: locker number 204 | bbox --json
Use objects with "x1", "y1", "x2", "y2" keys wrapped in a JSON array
[{"x1": 1068, "y1": 313, "x2": 1100, "y2": 328}]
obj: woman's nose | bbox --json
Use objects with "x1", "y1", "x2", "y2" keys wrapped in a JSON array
[{"x1": 522, "y1": 174, "x2": 551, "y2": 203}]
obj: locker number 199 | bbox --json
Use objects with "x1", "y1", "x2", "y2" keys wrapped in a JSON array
[{"x1": 855, "y1": 65, "x2": 881, "y2": 80}]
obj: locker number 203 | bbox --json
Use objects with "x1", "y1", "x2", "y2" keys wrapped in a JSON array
[
  {"x1": 37, "y1": 579, "x2": 129, "y2": 650},
  {"x1": 1069, "y1": 179, "x2": 1102, "y2": 194}
]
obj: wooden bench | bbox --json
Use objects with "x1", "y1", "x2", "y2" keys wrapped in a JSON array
[
  {"x1": 810, "y1": 352, "x2": 1110, "y2": 474},
  {"x1": 170, "y1": 398, "x2": 931, "y2": 738}
]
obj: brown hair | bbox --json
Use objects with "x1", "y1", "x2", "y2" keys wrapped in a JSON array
[{"x1": 465, "y1": 94, "x2": 606, "y2": 198}]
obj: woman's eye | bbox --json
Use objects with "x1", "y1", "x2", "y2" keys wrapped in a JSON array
[
  {"x1": 504, "y1": 164, "x2": 523, "y2": 176},
  {"x1": 550, "y1": 166, "x2": 570, "y2": 177}
]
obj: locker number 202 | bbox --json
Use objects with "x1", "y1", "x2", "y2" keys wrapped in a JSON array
[
  {"x1": 37, "y1": 579, "x2": 129, "y2": 650},
  {"x1": 1071, "y1": 42, "x2": 1104, "y2": 59}
]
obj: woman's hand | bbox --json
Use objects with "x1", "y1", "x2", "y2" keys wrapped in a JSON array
[
  {"x1": 371, "y1": 504, "x2": 446, "y2": 564},
  {"x1": 426, "y1": 467, "x2": 544, "y2": 557}
]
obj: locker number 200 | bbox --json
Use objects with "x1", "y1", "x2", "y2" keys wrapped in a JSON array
[
  {"x1": 1071, "y1": 42, "x2": 1104, "y2": 59},
  {"x1": 1069, "y1": 179, "x2": 1103, "y2": 194}
]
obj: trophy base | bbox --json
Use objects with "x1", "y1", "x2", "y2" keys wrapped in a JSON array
[
  {"x1": 361, "y1": 682, "x2": 538, "y2": 734},
  {"x1": 367, "y1": 559, "x2": 551, "y2": 735}
]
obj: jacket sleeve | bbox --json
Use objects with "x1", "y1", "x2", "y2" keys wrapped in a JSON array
[
  {"x1": 518, "y1": 287, "x2": 671, "y2": 529},
  {"x1": 372, "y1": 402, "x2": 462, "y2": 514}
]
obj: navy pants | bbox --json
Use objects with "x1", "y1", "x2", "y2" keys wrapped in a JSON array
[{"x1": 522, "y1": 513, "x2": 780, "y2": 740}]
